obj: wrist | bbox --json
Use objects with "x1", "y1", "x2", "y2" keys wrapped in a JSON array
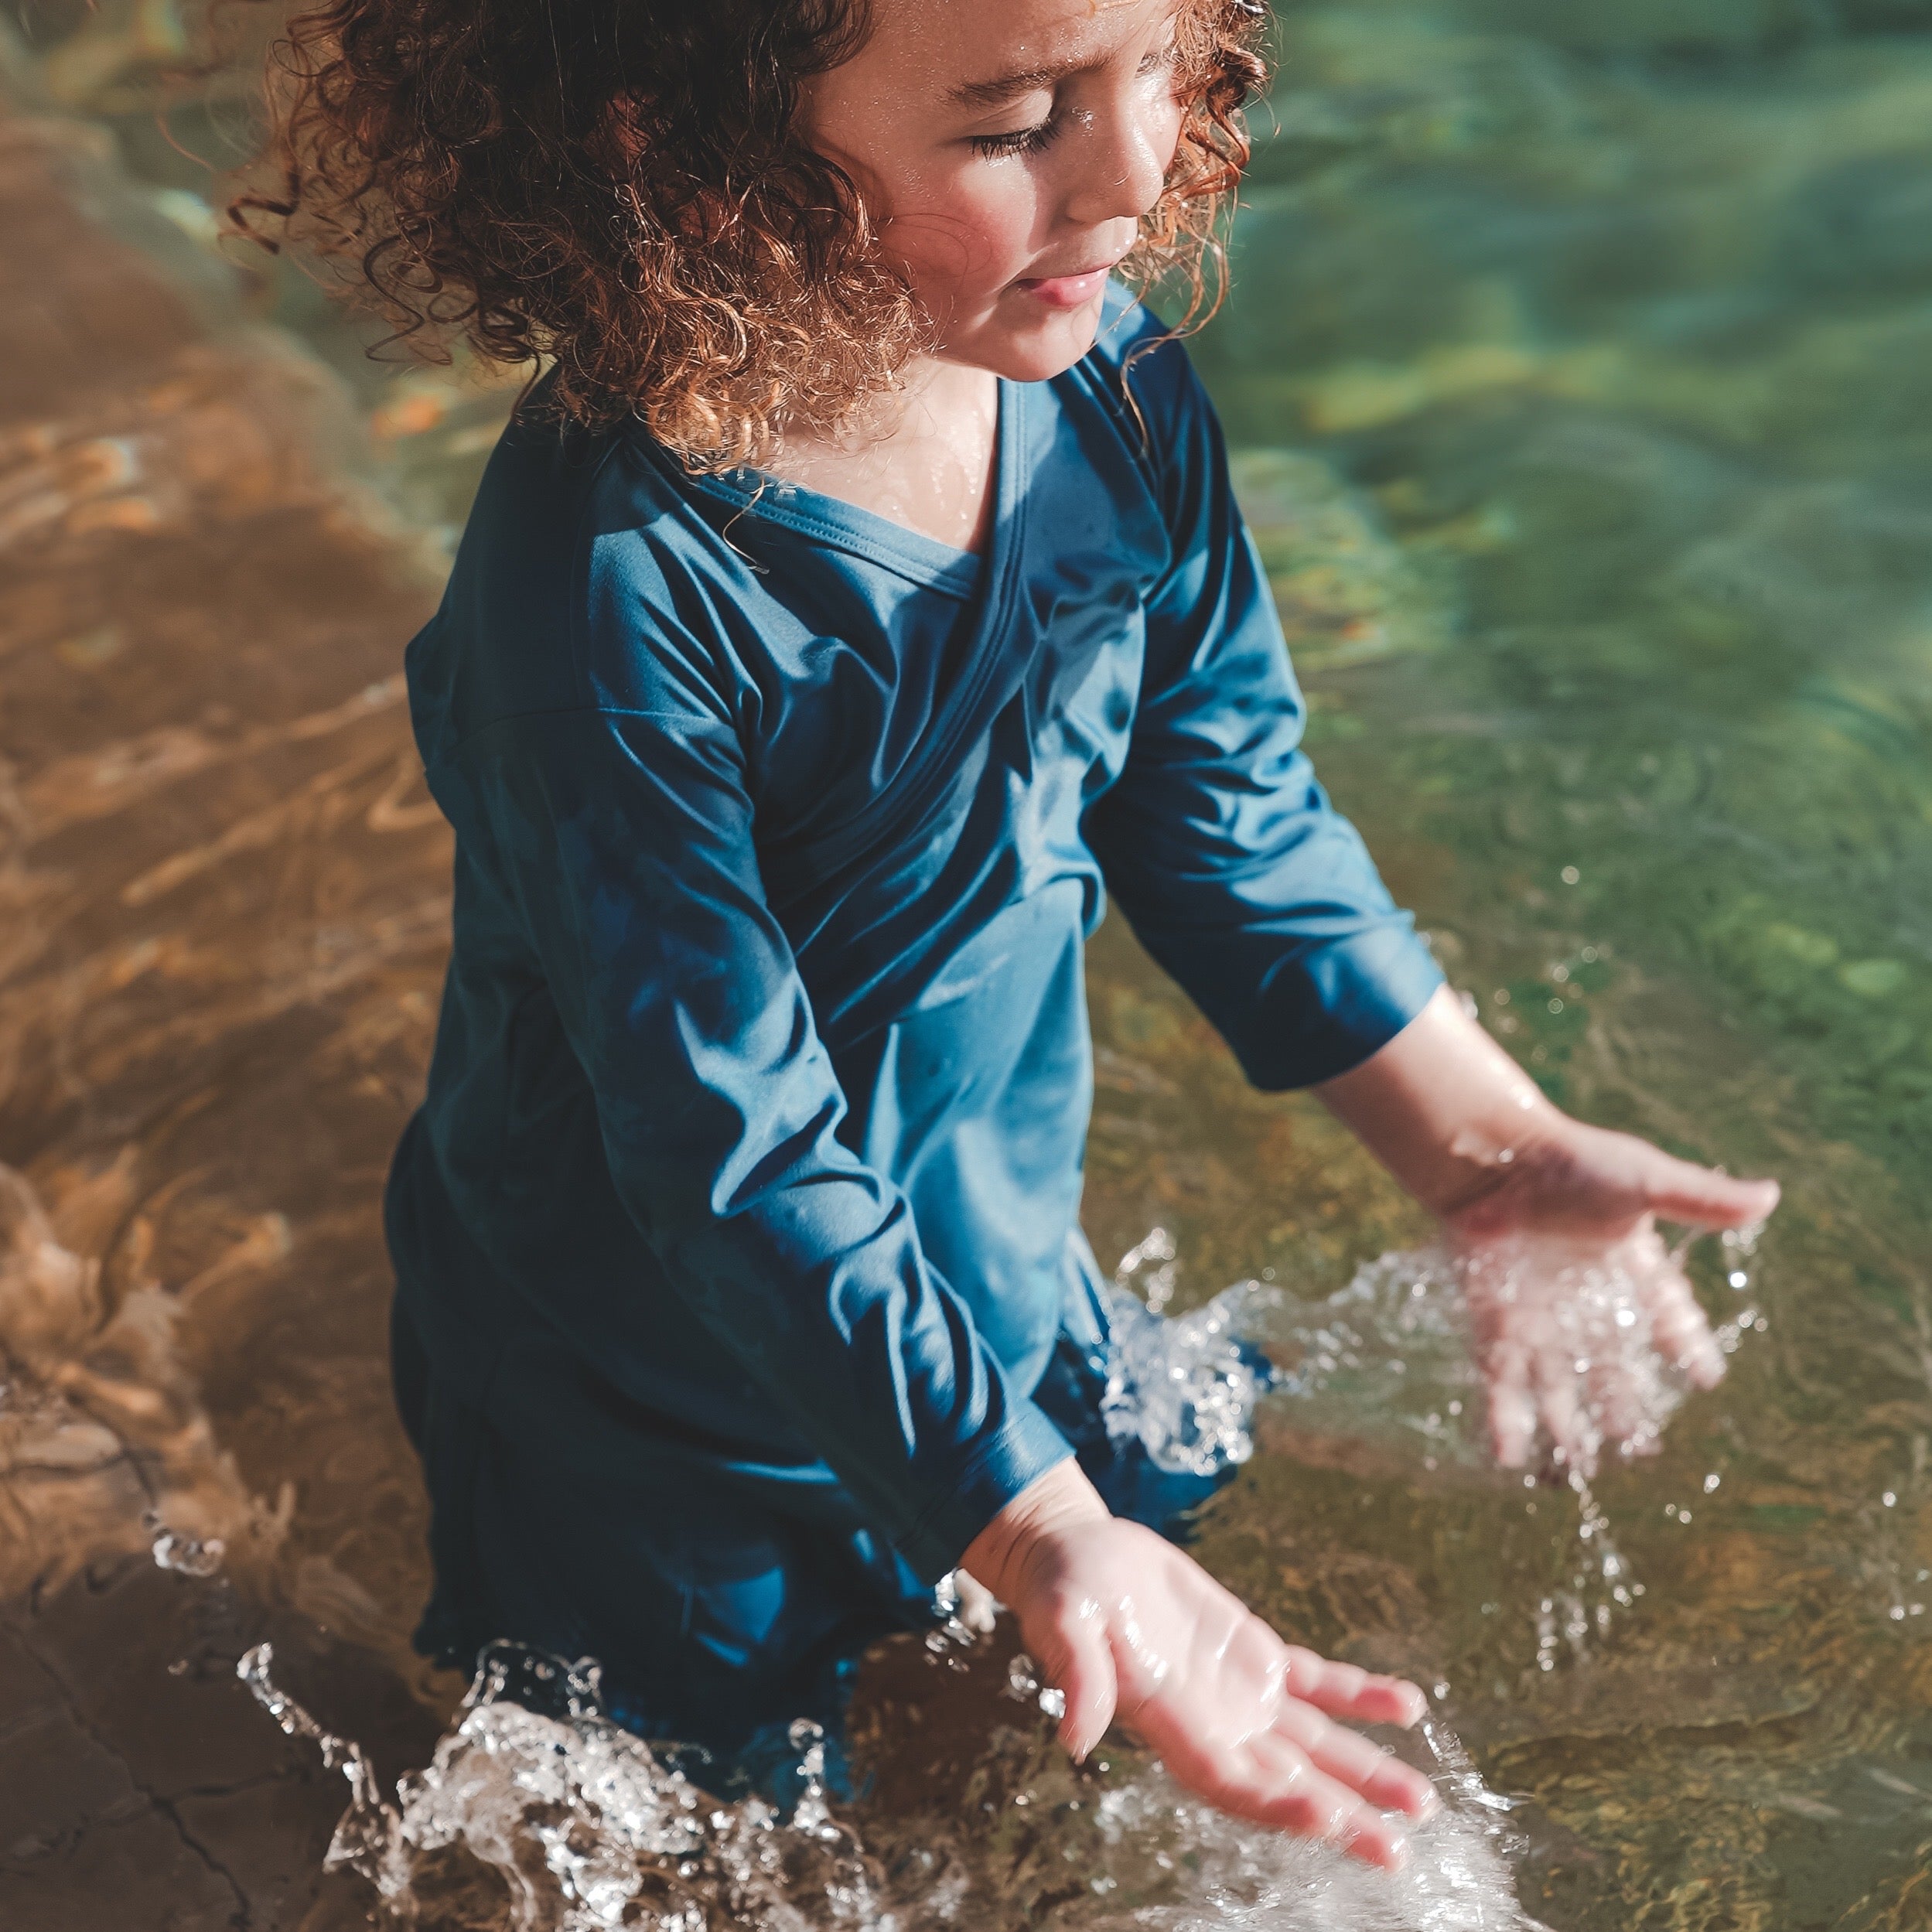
[
  {"x1": 960, "y1": 1456, "x2": 1110, "y2": 1606},
  {"x1": 1429, "y1": 1101, "x2": 1575, "y2": 1222},
  {"x1": 1317, "y1": 985, "x2": 1568, "y2": 1220}
]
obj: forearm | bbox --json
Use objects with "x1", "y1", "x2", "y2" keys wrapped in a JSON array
[{"x1": 1313, "y1": 983, "x2": 1560, "y2": 1219}]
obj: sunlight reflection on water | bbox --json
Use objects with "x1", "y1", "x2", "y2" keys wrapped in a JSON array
[{"x1": 7, "y1": 0, "x2": 1932, "y2": 1919}]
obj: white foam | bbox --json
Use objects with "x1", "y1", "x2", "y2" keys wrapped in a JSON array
[
  {"x1": 240, "y1": 1640, "x2": 1541, "y2": 1931},
  {"x1": 238, "y1": 1642, "x2": 880, "y2": 1930},
  {"x1": 1101, "y1": 1272, "x2": 1282, "y2": 1478}
]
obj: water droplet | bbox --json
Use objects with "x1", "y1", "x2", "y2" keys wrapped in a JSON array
[
  {"x1": 1098, "y1": 1272, "x2": 1277, "y2": 1476},
  {"x1": 149, "y1": 1527, "x2": 225, "y2": 1577}
]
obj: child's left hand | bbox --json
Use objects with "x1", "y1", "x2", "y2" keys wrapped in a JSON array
[{"x1": 1318, "y1": 987, "x2": 1780, "y2": 1474}]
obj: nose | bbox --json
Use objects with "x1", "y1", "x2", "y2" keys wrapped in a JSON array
[{"x1": 1060, "y1": 91, "x2": 1176, "y2": 229}]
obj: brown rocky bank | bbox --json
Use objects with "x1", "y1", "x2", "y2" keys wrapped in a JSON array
[{"x1": 0, "y1": 90, "x2": 466, "y2": 1932}]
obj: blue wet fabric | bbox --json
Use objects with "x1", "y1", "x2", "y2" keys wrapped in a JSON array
[{"x1": 384, "y1": 289, "x2": 1443, "y2": 1763}]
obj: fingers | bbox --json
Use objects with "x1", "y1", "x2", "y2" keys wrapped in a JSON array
[
  {"x1": 951, "y1": 1570, "x2": 1000, "y2": 1634},
  {"x1": 1584, "y1": 1347, "x2": 1650, "y2": 1449},
  {"x1": 1279, "y1": 1646, "x2": 1429, "y2": 1729},
  {"x1": 1035, "y1": 1591, "x2": 1118, "y2": 1763},
  {"x1": 1530, "y1": 1344, "x2": 1595, "y2": 1479},
  {"x1": 1239, "y1": 1732, "x2": 1415, "y2": 1871},
  {"x1": 1641, "y1": 1266, "x2": 1726, "y2": 1390},
  {"x1": 1485, "y1": 1339, "x2": 1537, "y2": 1468},
  {"x1": 1272, "y1": 1701, "x2": 1439, "y2": 1819},
  {"x1": 1641, "y1": 1155, "x2": 1780, "y2": 1231}
]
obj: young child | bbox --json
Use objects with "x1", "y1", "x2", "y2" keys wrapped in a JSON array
[{"x1": 251, "y1": 0, "x2": 1779, "y2": 1872}]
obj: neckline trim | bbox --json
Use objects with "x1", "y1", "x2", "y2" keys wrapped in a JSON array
[{"x1": 676, "y1": 383, "x2": 1009, "y2": 596}]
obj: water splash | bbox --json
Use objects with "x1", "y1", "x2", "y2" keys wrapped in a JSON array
[
  {"x1": 1107, "y1": 1229, "x2": 1281, "y2": 1477},
  {"x1": 237, "y1": 1640, "x2": 883, "y2": 1930},
  {"x1": 1270, "y1": 1248, "x2": 1485, "y2": 1468},
  {"x1": 227, "y1": 1269, "x2": 1556, "y2": 1930},
  {"x1": 237, "y1": 1642, "x2": 407, "y2": 1889},
  {"x1": 1118, "y1": 1227, "x2": 1761, "y2": 1678},
  {"x1": 1531, "y1": 1473, "x2": 1643, "y2": 1674},
  {"x1": 1114, "y1": 1226, "x2": 1180, "y2": 1314},
  {"x1": 1274, "y1": 1228, "x2": 1763, "y2": 1482},
  {"x1": 1268, "y1": 1230, "x2": 1770, "y2": 1674},
  {"x1": 1003, "y1": 1649, "x2": 1070, "y2": 1721},
  {"x1": 241, "y1": 1634, "x2": 1541, "y2": 1932},
  {"x1": 1082, "y1": 1735, "x2": 1542, "y2": 1932}
]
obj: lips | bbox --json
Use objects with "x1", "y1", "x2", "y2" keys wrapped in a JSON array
[{"x1": 1012, "y1": 264, "x2": 1116, "y2": 309}]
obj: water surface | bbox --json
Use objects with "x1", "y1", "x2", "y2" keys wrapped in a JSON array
[{"x1": 3, "y1": 2, "x2": 1931, "y2": 1924}]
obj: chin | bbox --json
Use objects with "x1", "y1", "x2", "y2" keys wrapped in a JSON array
[{"x1": 951, "y1": 299, "x2": 1108, "y2": 384}]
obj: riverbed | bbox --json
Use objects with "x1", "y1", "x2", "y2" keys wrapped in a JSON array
[{"x1": 2, "y1": 2, "x2": 1930, "y2": 1923}]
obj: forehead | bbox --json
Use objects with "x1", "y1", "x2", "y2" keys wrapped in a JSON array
[{"x1": 856, "y1": 0, "x2": 1166, "y2": 89}]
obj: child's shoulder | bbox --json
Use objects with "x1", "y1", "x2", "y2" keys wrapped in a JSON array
[{"x1": 415, "y1": 394, "x2": 768, "y2": 756}]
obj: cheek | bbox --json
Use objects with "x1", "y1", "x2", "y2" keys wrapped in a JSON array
[{"x1": 875, "y1": 167, "x2": 1041, "y2": 304}]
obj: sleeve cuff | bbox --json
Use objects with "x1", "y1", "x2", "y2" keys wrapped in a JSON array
[
  {"x1": 893, "y1": 1398, "x2": 1076, "y2": 1585},
  {"x1": 1239, "y1": 923, "x2": 1446, "y2": 1091}
]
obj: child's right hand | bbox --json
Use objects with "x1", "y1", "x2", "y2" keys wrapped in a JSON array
[{"x1": 960, "y1": 1461, "x2": 1438, "y2": 1869}]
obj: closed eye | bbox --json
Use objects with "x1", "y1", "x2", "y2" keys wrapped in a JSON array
[
  {"x1": 965, "y1": 23, "x2": 1179, "y2": 159},
  {"x1": 968, "y1": 117, "x2": 1061, "y2": 159}
]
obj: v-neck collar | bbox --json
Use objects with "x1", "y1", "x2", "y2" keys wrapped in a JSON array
[
  {"x1": 678, "y1": 378, "x2": 1013, "y2": 600},
  {"x1": 742, "y1": 379, "x2": 1034, "y2": 893}
]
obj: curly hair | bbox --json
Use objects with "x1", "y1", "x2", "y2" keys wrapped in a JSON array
[{"x1": 230, "y1": 0, "x2": 1269, "y2": 467}]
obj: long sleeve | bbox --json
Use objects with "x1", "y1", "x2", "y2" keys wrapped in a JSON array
[
  {"x1": 444, "y1": 688, "x2": 1072, "y2": 1582},
  {"x1": 1084, "y1": 345, "x2": 1444, "y2": 1090}
]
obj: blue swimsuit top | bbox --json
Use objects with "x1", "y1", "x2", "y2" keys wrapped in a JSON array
[{"x1": 386, "y1": 287, "x2": 1442, "y2": 1582}]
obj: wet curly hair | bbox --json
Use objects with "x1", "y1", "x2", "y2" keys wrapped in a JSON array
[{"x1": 232, "y1": 0, "x2": 1270, "y2": 466}]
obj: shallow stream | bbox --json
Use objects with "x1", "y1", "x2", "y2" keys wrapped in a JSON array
[{"x1": 2, "y1": 1, "x2": 1931, "y2": 1925}]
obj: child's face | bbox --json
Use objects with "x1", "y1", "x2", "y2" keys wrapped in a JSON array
[{"x1": 804, "y1": 0, "x2": 1189, "y2": 383}]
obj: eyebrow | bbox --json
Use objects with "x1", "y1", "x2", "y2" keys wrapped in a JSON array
[{"x1": 945, "y1": 56, "x2": 1087, "y2": 109}]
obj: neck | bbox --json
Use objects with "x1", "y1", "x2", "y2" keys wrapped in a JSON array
[
  {"x1": 780, "y1": 354, "x2": 993, "y2": 460},
  {"x1": 766, "y1": 357, "x2": 1000, "y2": 555}
]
